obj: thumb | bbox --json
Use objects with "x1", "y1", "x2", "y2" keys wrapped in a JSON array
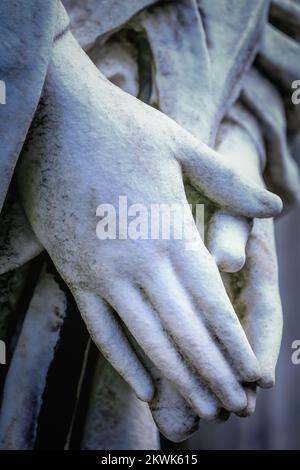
[
  {"x1": 207, "y1": 210, "x2": 251, "y2": 273},
  {"x1": 178, "y1": 137, "x2": 282, "y2": 219}
]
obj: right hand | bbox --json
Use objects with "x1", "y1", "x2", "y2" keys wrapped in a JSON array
[{"x1": 17, "y1": 24, "x2": 281, "y2": 419}]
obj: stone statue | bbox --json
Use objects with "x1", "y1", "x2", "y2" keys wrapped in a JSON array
[{"x1": 0, "y1": 0, "x2": 299, "y2": 449}]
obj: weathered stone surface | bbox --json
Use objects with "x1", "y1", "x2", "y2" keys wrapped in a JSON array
[
  {"x1": 0, "y1": 266, "x2": 67, "y2": 449},
  {"x1": 0, "y1": 0, "x2": 298, "y2": 449},
  {"x1": 0, "y1": 0, "x2": 57, "y2": 212}
]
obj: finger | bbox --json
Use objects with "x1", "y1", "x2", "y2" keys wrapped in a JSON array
[
  {"x1": 232, "y1": 219, "x2": 283, "y2": 388},
  {"x1": 177, "y1": 133, "x2": 282, "y2": 219},
  {"x1": 72, "y1": 289, "x2": 154, "y2": 402},
  {"x1": 128, "y1": 333, "x2": 227, "y2": 436},
  {"x1": 148, "y1": 358, "x2": 231, "y2": 429},
  {"x1": 125, "y1": 335, "x2": 201, "y2": 441},
  {"x1": 142, "y1": 260, "x2": 249, "y2": 413},
  {"x1": 106, "y1": 280, "x2": 220, "y2": 420},
  {"x1": 207, "y1": 211, "x2": 251, "y2": 273},
  {"x1": 170, "y1": 240, "x2": 261, "y2": 384},
  {"x1": 236, "y1": 384, "x2": 257, "y2": 418},
  {"x1": 241, "y1": 275, "x2": 282, "y2": 388},
  {"x1": 206, "y1": 109, "x2": 262, "y2": 273},
  {"x1": 149, "y1": 375, "x2": 200, "y2": 443}
]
